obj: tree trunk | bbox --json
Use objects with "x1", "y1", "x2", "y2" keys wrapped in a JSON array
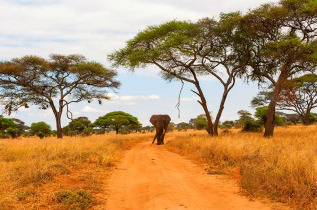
[
  {"x1": 302, "y1": 111, "x2": 311, "y2": 125},
  {"x1": 187, "y1": 67, "x2": 214, "y2": 136},
  {"x1": 264, "y1": 100, "x2": 276, "y2": 137},
  {"x1": 214, "y1": 89, "x2": 229, "y2": 136},
  {"x1": 264, "y1": 67, "x2": 289, "y2": 137},
  {"x1": 195, "y1": 87, "x2": 214, "y2": 136},
  {"x1": 115, "y1": 128, "x2": 119, "y2": 134},
  {"x1": 55, "y1": 115, "x2": 63, "y2": 138},
  {"x1": 204, "y1": 104, "x2": 214, "y2": 136}
]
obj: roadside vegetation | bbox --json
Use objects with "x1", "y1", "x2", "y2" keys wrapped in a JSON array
[
  {"x1": 166, "y1": 126, "x2": 317, "y2": 209},
  {"x1": 1, "y1": 123, "x2": 317, "y2": 209},
  {"x1": 0, "y1": 132, "x2": 151, "y2": 209}
]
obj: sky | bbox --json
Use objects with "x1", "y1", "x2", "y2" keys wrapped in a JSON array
[{"x1": 0, "y1": 0, "x2": 281, "y2": 129}]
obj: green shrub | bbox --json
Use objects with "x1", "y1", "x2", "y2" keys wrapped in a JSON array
[
  {"x1": 242, "y1": 120, "x2": 262, "y2": 132},
  {"x1": 36, "y1": 131, "x2": 45, "y2": 139},
  {"x1": 6, "y1": 127, "x2": 18, "y2": 138},
  {"x1": 94, "y1": 129, "x2": 106, "y2": 135},
  {"x1": 81, "y1": 127, "x2": 94, "y2": 136},
  {"x1": 22, "y1": 131, "x2": 30, "y2": 137},
  {"x1": 220, "y1": 124, "x2": 232, "y2": 129}
]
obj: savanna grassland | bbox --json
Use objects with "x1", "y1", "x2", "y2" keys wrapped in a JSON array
[
  {"x1": 1, "y1": 126, "x2": 317, "y2": 209},
  {"x1": 0, "y1": 133, "x2": 151, "y2": 209},
  {"x1": 166, "y1": 125, "x2": 317, "y2": 209}
]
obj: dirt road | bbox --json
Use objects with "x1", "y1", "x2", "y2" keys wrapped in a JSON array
[{"x1": 105, "y1": 142, "x2": 272, "y2": 210}]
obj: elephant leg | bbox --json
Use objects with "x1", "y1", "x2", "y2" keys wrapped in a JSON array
[
  {"x1": 162, "y1": 133, "x2": 166, "y2": 144},
  {"x1": 157, "y1": 133, "x2": 163, "y2": 145},
  {"x1": 152, "y1": 133, "x2": 158, "y2": 144}
]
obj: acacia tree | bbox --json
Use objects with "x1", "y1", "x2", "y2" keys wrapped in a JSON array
[
  {"x1": 0, "y1": 54, "x2": 120, "y2": 138},
  {"x1": 0, "y1": 115, "x2": 17, "y2": 138},
  {"x1": 109, "y1": 14, "x2": 248, "y2": 136},
  {"x1": 240, "y1": 0, "x2": 317, "y2": 137},
  {"x1": 252, "y1": 74, "x2": 317, "y2": 125},
  {"x1": 93, "y1": 111, "x2": 140, "y2": 134},
  {"x1": 30, "y1": 121, "x2": 51, "y2": 139},
  {"x1": 63, "y1": 116, "x2": 92, "y2": 135},
  {"x1": 280, "y1": 74, "x2": 317, "y2": 124}
]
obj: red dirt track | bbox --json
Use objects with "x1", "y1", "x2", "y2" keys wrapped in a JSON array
[{"x1": 104, "y1": 142, "x2": 273, "y2": 210}]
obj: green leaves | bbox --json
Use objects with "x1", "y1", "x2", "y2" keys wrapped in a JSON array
[
  {"x1": 109, "y1": 20, "x2": 199, "y2": 70},
  {"x1": 0, "y1": 54, "x2": 120, "y2": 114},
  {"x1": 93, "y1": 111, "x2": 141, "y2": 134},
  {"x1": 30, "y1": 121, "x2": 51, "y2": 138}
]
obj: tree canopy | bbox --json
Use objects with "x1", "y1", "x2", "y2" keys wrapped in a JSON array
[
  {"x1": 63, "y1": 116, "x2": 92, "y2": 136},
  {"x1": 0, "y1": 54, "x2": 120, "y2": 138},
  {"x1": 93, "y1": 111, "x2": 141, "y2": 134},
  {"x1": 30, "y1": 121, "x2": 51, "y2": 139},
  {"x1": 0, "y1": 116, "x2": 18, "y2": 138}
]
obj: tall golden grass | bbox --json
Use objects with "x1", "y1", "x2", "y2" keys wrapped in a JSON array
[
  {"x1": 1, "y1": 126, "x2": 317, "y2": 209},
  {"x1": 166, "y1": 125, "x2": 317, "y2": 209},
  {"x1": 0, "y1": 132, "x2": 152, "y2": 209}
]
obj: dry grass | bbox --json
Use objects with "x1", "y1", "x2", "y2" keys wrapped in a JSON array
[
  {"x1": 166, "y1": 125, "x2": 317, "y2": 209},
  {"x1": 0, "y1": 132, "x2": 152, "y2": 209},
  {"x1": 1, "y1": 127, "x2": 317, "y2": 209}
]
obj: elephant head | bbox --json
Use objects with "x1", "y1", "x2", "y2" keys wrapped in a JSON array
[{"x1": 150, "y1": 114, "x2": 171, "y2": 145}]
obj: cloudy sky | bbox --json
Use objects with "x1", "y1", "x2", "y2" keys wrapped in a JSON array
[{"x1": 0, "y1": 0, "x2": 280, "y2": 128}]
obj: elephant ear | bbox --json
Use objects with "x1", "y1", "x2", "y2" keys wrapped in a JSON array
[
  {"x1": 150, "y1": 115, "x2": 158, "y2": 126},
  {"x1": 165, "y1": 115, "x2": 171, "y2": 124},
  {"x1": 163, "y1": 115, "x2": 171, "y2": 129}
]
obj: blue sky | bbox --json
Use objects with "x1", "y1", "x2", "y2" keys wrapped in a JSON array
[{"x1": 0, "y1": 0, "x2": 280, "y2": 128}]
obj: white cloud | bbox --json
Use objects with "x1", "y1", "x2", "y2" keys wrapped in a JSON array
[
  {"x1": 106, "y1": 93, "x2": 160, "y2": 101},
  {"x1": 27, "y1": 109, "x2": 52, "y2": 118},
  {"x1": 148, "y1": 95, "x2": 160, "y2": 100},
  {"x1": 181, "y1": 97, "x2": 199, "y2": 102},
  {"x1": 104, "y1": 101, "x2": 137, "y2": 106},
  {"x1": 81, "y1": 106, "x2": 105, "y2": 113},
  {"x1": 0, "y1": 0, "x2": 279, "y2": 64}
]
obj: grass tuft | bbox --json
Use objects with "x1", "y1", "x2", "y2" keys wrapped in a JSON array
[{"x1": 55, "y1": 190, "x2": 92, "y2": 209}]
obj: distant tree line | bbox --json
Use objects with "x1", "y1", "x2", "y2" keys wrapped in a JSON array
[{"x1": 0, "y1": 104, "x2": 315, "y2": 139}]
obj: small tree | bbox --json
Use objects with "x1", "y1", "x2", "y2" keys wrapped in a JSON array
[
  {"x1": 30, "y1": 122, "x2": 51, "y2": 138},
  {"x1": 11, "y1": 118, "x2": 29, "y2": 137},
  {"x1": 235, "y1": 110, "x2": 253, "y2": 128},
  {"x1": 0, "y1": 54, "x2": 120, "y2": 138},
  {"x1": 0, "y1": 116, "x2": 17, "y2": 138},
  {"x1": 242, "y1": 120, "x2": 263, "y2": 132},
  {"x1": 176, "y1": 122, "x2": 192, "y2": 131},
  {"x1": 279, "y1": 74, "x2": 317, "y2": 125},
  {"x1": 93, "y1": 111, "x2": 140, "y2": 134},
  {"x1": 194, "y1": 114, "x2": 208, "y2": 130},
  {"x1": 67, "y1": 117, "x2": 91, "y2": 135},
  {"x1": 255, "y1": 107, "x2": 285, "y2": 126}
]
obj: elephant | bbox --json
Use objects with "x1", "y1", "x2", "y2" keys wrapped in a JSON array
[{"x1": 150, "y1": 114, "x2": 171, "y2": 145}]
